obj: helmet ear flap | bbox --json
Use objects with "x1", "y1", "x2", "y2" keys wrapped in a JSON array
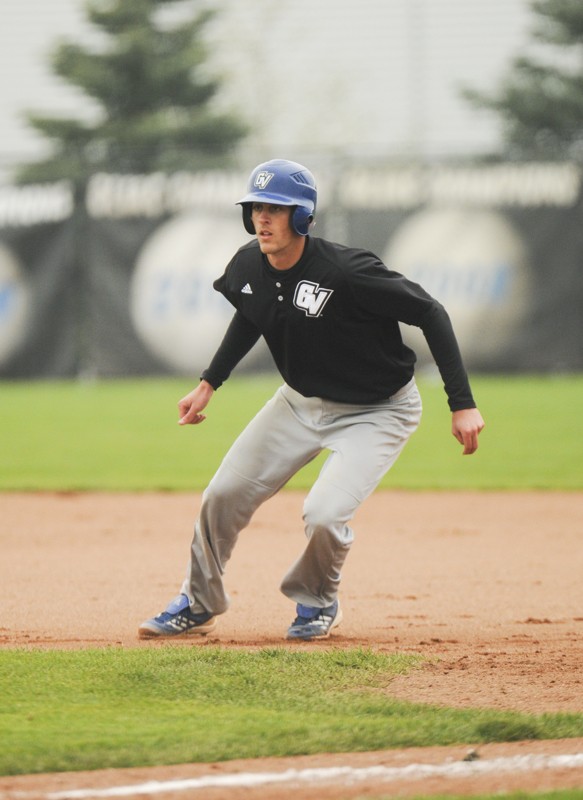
[
  {"x1": 292, "y1": 207, "x2": 314, "y2": 236},
  {"x1": 241, "y1": 204, "x2": 255, "y2": 234}
]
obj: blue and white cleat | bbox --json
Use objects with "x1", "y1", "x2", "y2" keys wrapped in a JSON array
[
  {"x1": 138, "y1": 594, "x2": 217, "y2": 638},
  {"x1": 286, "y1": 600, "x2": 342, "y2": 640}
]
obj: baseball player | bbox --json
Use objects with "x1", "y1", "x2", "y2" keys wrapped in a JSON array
[{"x1": 139, "y1": 159, "x2": 484, "y2": 641}]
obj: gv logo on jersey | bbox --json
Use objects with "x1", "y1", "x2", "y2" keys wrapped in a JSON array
[
  {"x1": 254, "y1": 171, "x2": 274, "y2": 190},
  {"x1": 293, "y1": 280, "x2": 334, "y2": 317}
]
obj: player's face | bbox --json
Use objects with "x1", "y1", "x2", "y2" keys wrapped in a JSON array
[{"x1": 251, "y1": 203, "x2": 304, "y2": 269}]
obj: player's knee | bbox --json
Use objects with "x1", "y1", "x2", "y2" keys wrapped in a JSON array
[
  {"x1": 203, "y1": 463, "x2": 270, "y2": 526},
  {"x1": 204, "y1": 464, "x2": 246, "y2": 505},
  {"x1": 303, "y1": 494, "x2": 330, "y2": 529},
  {"x1": 303, "y1": 496, "x2": 354, "y2": 546}
]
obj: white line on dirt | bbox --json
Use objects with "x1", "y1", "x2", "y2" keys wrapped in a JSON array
[{"x1": 40, "y1": 751, "x2": 583, "y2": 799}]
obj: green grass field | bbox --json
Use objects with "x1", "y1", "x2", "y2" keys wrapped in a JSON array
[
  {"x1": 2, "y1": 373, "x2": 583, "y2": 794},
  {"x1": 1, "y1": 373, "x2": 582, "y2": 490},
  {"x1": 2, "y1": 647, "x2": 583, "y2": 777}
]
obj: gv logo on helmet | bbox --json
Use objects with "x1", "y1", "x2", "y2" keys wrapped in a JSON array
[
  {"x1": 294, "y1": 280, "x2": 333, "y2": 318},
  {"x1": 254, "y1": 171, "x2": 274, "y2": 190}
]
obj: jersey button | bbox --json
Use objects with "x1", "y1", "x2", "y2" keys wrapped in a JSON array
[
  {"x1": 277, "y1": 295, "x2": 283, "y2": 302},
  {"x1": 276, "y1": 282, "x2": 282, "y2": 288}
]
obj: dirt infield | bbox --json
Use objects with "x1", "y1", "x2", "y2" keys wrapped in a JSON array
[{"x1": 1, "y1": 490, "x2": 582, "y2": 798}]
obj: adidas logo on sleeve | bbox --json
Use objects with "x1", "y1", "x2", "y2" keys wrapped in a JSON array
[{"x1": 241, "y1": 283, "x2": 253, "y2": 294}]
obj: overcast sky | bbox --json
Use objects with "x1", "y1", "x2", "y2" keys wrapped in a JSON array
[{"x1": 1, "y1": 0, "x2": 537, "y2": 175}]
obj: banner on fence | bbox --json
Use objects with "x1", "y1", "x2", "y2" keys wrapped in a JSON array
[{"x1": 1, "y1": 164, "x2": 581, "y2": 378}]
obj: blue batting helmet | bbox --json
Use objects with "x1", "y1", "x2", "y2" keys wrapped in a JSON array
[{"x1": 237, "y1": 159, "x2": 317, "y2": 236}]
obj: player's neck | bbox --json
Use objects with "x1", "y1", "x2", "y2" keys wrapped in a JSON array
[{"x1": 266, "y1": 236, "x2": 307, "y2": 271}]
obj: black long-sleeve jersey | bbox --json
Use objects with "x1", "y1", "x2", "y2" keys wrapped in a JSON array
[{"x1": 201, "y1": 236, "x2": 476, "y2": 411}]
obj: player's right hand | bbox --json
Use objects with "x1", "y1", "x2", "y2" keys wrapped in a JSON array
[{"x1": 178, "y1": 381, "x2": 215, "y2": 426}]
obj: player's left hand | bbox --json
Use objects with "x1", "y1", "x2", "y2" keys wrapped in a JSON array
[{"x1": 451, "y1": 408, "x2": 485, "y2": 455}]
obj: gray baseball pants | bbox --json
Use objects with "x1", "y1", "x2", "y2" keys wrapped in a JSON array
[{"x1": 181, "y1": 379, "x2": 422, "y2": 615}]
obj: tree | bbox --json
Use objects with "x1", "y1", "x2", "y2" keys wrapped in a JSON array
[
  {"x1": 463, "y1": 0, "x2": 583, "y2": 161},
  {"x1": 16, "y1": 0, "x2": 248, "y2": 185}
]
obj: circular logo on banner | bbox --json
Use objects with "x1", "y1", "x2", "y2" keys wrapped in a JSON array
[
  {"x1": 0, "y1": 242, "x2": 30, "y2": 365},
  {"x1": 383, "y1": 208, "x2": 531, "y2": 365},
  {"x1": 130, "y1": 213, "x2": 264, "y2": 373}
]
